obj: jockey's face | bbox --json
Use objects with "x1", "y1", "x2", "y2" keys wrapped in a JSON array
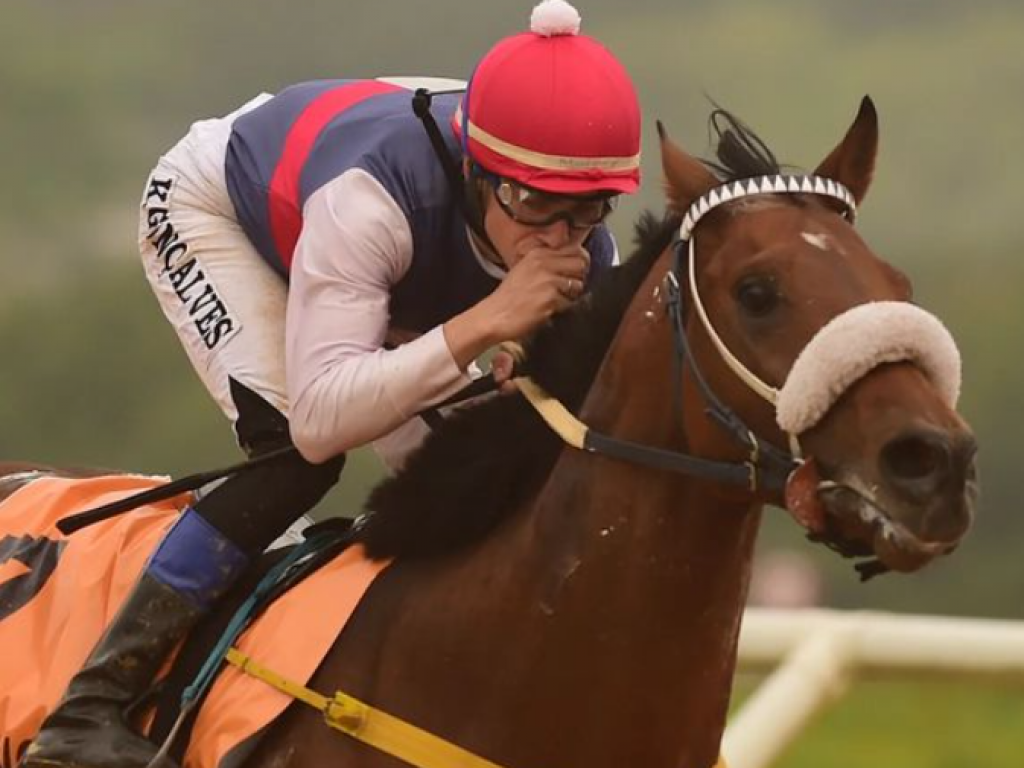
[{"x1": 481, "y1": 179, "x2": 605, "y2": 270}]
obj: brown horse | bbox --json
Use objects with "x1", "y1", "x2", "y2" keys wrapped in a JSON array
[{"x1": 1, "y1": 98, "x2": 977, "y2": 768}]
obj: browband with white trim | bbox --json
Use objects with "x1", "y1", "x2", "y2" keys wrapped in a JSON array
[{"x1": 679, "y1": 174, "x2": 857, "y2": 242}]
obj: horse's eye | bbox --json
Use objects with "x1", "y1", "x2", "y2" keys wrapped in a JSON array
[{"x1": 735, "y1": 275, "x2": 780, "y2": 318}]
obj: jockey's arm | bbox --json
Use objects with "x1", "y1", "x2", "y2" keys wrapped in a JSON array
[{"x1": 286, "y1": 169, "x2": 472, "y2": 466}]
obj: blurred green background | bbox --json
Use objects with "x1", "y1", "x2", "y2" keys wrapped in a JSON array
[{"x1": 2, "y1": 1, "x2": 1022, "y2": 764}]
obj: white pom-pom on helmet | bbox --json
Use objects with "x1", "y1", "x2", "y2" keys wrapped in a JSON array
[{"x1": 530, "y1": 0, "x2": 581, "y2": 36}]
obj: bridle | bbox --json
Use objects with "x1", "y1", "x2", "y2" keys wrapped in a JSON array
[
  {"x1": 515, "y1": 173, "x2": 859, "y2": 496},
  {"x1": 668, "y1": 174, "x2": 859, "y2": 489},
  {"x1": 516, "y1": 171, "x2": 963, "y2": 578},
  {"x1": 678, "y1": 175, "x2": 857, "y2": 420}
]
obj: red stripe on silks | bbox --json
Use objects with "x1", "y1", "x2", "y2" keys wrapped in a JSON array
[{"x1": 268, "y1": 81, "x2": 402, "y2": 270}]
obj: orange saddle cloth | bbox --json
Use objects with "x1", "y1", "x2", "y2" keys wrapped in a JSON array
[{"x1": 0, "y1": 475, "x2": 389, "y2": 768}]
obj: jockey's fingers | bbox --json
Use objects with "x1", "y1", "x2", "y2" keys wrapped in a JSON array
[
  {"x1": 547, "y1": 272, "x2": 585, "y2": 301},
  {"x1": 521, "y1": 245, "x2": 590, "y2": 275},
  {"x1": 490, "y1": 351, "x2": 515, "y2": 384},
  {"x1": 549, "y1": 283, "x2": 576, "y2": 311},
  {"x1": 538, "y1": 252, "x2": 589, "y2": 281}
]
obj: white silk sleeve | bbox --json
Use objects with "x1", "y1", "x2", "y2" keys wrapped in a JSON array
[{"x1": 285, "y1": 169, "x2": 472, "y2": 465}]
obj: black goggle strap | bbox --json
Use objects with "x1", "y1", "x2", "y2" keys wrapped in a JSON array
[
  {"x1": 411, "y1": 88, "x2": 498, "y2": 256},
  {"x1": 667, "y1": 240, "x2": 797, "y2": 492}
]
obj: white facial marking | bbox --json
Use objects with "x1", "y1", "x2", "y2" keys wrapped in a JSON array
[{"x1": 801, "y1": 232, "x2": 832, "y2": 251}]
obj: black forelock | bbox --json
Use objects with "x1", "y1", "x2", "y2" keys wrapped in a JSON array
[{"x1": 703, "y1": 108, "x2": 784, "y2": 181}]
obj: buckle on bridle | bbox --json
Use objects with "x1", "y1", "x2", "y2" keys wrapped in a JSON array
[{"x1": 745, "y1": 430, "x2": 761, "y2": 492}]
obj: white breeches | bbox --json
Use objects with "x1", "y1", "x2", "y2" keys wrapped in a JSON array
[{"x1": 137, "y1": 94, "x2": 286, "y2": 431}]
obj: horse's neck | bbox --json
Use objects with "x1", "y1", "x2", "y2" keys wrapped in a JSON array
[
  {"x1": 314, "y1": 259, "x2": 763, "y2": 768},
  {"x1": 496, "y1": 261, "x2": 763, "y2": 766}
]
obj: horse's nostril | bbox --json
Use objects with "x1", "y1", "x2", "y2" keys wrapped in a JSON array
[
  {"x1": 883, "y1": 434, "x2": 945, "y2": 479},
  {"x1": 957, "y1": 436, "x2": 979, "y2": 480},
  {"x1": 880, "y1": 430, "x2": 951, "y2": 500}
]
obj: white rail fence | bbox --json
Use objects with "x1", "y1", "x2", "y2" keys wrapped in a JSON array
[{"x1": 724, "y1": 608, "x2": 1024, "y2": 768}]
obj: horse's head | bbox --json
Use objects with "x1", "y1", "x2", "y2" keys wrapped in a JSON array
[{"x1": 658, "y1": 98, "x2": 977, "y2": 575}]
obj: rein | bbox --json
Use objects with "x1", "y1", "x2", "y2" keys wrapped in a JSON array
[
  {"x1": 512, "y1": 369, "x2": 793, "y2": 494},
  {"x1": 53, "y1": 380, "x2": 501, "y2": 535}
]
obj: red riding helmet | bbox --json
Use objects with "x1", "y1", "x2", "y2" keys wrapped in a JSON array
[{"x1": 453, "y1": 0, "x2": 641, "y2": 195}]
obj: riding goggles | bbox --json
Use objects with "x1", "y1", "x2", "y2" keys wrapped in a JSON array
[{"x1": 488, "y1": 174, "x2": 618, "y2": 230}]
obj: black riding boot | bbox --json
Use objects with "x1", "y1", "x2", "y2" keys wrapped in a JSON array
[
  {"x1": 23, "y1": 509, "x2": 248, "y2": 768},
  {"x1": 26, "y1": 384, "x2": 345, "y2": 768}
]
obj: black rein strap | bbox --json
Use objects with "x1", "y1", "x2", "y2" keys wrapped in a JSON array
[
  {"x1": 56, "y1": 447, "x2": 298, "y2": 535},
  {"x1": 654, "y1": 240, "x2": 799, "y2": 493},
  {"x1": 55, "y1": 376, "x2": 500, "y2": 535}
]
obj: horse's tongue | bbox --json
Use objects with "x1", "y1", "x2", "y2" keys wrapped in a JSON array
[{"x1": 784, "y1": 457, "x2": 827, "y2": 534}]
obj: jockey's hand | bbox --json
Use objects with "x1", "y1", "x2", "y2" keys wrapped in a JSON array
[
  {"x1": 490, "y1": 350, "x2": 519, "y2": 394},
  {"x1": 482, "y1": 243, "x2": 590, "y2": 341},
  {"x1": 443, "y1": 243, "x2": 589, "y2": 373}
]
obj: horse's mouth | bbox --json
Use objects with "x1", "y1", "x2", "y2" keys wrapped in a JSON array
[
  {"x1": 816, "y1": 480, "x2": 958, "y2": 572},
  {"x1": 784, "y1": 458, "x2": 967, "y2": 573}
]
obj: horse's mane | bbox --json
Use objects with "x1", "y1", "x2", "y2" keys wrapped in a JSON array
[
  {"x1": 356, "y1": 212, "x2": 679, "y2": 560},
  {"x1": 355, "y1": 107, "x2": 782, "y2": 560}
]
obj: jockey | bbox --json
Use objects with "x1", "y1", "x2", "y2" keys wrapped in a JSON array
[{"x1": 24, "y1": 1, "x2": 640, "y2": 766}]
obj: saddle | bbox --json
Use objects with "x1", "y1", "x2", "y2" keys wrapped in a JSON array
[{"x1": 0, "y1": 475, "x2": 389, "y2": 768}]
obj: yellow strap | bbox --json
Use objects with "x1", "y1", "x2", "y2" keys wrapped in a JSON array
[
  {"x1": 226, "y1": 648, "x2": 726, "y2": 768},
  {"x1": 498, "y1": 341, "x2": 589, "y2": 451},
  {"x1": 226, "y1": 647, "x2": 507, "y2": 768},
  {"x1": 498, "y1": 340, "x2": 526, "y2": 365},
  {"x1": 497, "y1": 341, "x2": 591, "y2": 450},
  {"x1": 513, "y1": 377, "x2": 589, "y2": 450}
]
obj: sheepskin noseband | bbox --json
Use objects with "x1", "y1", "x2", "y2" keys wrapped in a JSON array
[{"x1": 776, "y1": 300, "x2": 962, "y2": 435}]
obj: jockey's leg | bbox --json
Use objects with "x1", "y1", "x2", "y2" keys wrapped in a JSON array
[
  {"x1": 25, "y1": 93, "x2": 348, "y2": 768},
  {"x1": 23, "y1": 421, "x2": 346, "y2": 768}
]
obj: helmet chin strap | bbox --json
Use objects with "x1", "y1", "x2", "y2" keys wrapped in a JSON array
[
  {"x1": 411, "y1": 88, "x2": 502, "y2": 259},
  {"x1": 462, "y1": 162, "x2": 504, "y2": 264}
]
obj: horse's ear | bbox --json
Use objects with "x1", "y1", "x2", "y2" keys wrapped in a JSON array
[
  {"x1": 813, "y1": 96, "x2": 879, "y2": 205},
  {"x1": 658, "y1": 120, "x2": 718, "y2": 215}
]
